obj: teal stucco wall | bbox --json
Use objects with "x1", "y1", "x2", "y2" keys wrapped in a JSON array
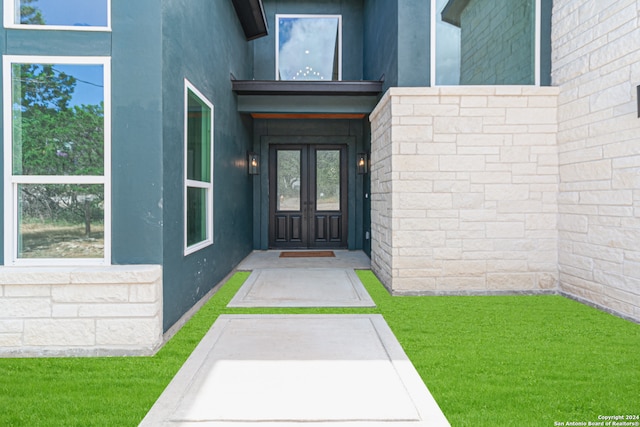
[
  {"x1": 161, "y1": 0, "x2": 254, "y2": 330},
  {"x1": 363, "y1": 0, "x2": 430, "y2": 90},
  {"x1": 254, "y1": 0, "x2": 364, "y2": 81},
  {"x1": 111, "y1": 0, "x2": 164, "y2": 264},
  {"x1": 0, "y1": 0, "x2": 164, "y2": 264},
  {"x1": 363, "y1": 0, "x2": 398, "y2": 88},
  {"x1": 0, "y1": 0, "x2": 256, "y2": 331}
]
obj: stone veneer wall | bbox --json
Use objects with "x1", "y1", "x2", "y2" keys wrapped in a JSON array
[
  {"x1": 370, "y1": 86, "x2": 559, "y2": 294},
  {"x1": 0, "y1": 265, "x2": 162, "y2": 357},
  {"x1": 552, "y1": 0, "x2": 640, "y2": 321}
]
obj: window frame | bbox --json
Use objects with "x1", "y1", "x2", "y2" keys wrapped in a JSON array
[
  {"x1": 430, "y1": 0, "x2": 541, "y2": 86},
  {"x1": 2, "y1": 55, "x2": 112, "y2": 266},
  {"x1": 275, "y1": 14, "x2": 343, "y2": 81},
  {"x1": 183, "y1": 79, "x2": 214, "y2": 256},
  {"x1": 4, "y1": 0, "x2": 111, "y2": 31}
]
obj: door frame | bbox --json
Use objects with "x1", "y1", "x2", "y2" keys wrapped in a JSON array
[
  {"x1": 254, "y1": 133, "x2": 364, "y2": 251},
  {"x1": 268, "y1": 144, "x2": 348, "y2": 249}
]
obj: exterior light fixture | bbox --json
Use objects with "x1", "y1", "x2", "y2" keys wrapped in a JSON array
[
  {"x1": 248, "y1": 152, "x2": 260, "y2": 175},
  {"x1": 356, "y1": 152, "x2": 368, "y2": 174}
]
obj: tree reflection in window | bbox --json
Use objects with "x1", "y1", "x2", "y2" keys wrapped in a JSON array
[{"x1": 11, "y1": 62, "x2": 106, "y2": 259}]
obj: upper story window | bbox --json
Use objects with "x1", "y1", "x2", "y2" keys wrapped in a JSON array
[
  {"x1": 3, "y1": 55, "x2": 111, "y2": 265},
  {"x1": 4, "y1": 0, "x2": 110, "y2": 31},
  {"x1": 432, "y1": 0, "x2": 540, "y2": 85},
  {"x1": 276, "y1": 14, "x2": 342, "y2": 81}
]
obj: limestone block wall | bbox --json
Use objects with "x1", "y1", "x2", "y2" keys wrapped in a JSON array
[
  {"x1": 370, "y1": 86, "x2": 559, "y2": 294},
  {"x1": 370, "y1": 91, "x2": 394, "y2": 287},
  {"x1": 552, "y1": 0, "x2": 640, "y2": 321},
  {"x1": 0, "y1": 265, "x2": 162, "y2": 357}
]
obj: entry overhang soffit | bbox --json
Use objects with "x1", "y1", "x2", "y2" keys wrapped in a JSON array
[
  {"x1": 231, "y1": 79, "x2": 384, "y2": 118},
  {"x1": 441, "y1": 0, "x2": 470, "y2": 27},
  {"x1": 231, "y1": 0, "x2": 268, "y2": 40}
]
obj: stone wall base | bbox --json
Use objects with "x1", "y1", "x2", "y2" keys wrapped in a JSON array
[
  {"x1": 375, "y1": 271, "x2": 639, "y2": 324},
  {"x1": 0, "y1": 265, "x2": 163, "y2": 357},
  {"x1": 559, "y1": 292, "x2": 640, "y2": 325}
]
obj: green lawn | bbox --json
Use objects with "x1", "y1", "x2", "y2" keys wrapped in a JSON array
[{"x1": 1, "y1": 271, "x2": 638, "y2": 426}]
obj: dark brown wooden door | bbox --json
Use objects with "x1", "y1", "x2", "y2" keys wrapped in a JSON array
[{"x1": 269, "y1": 145, "x2": 347, "y2": 248}]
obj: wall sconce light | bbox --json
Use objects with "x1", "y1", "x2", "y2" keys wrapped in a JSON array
[
  {"x1": 248, "y1": 152, "x2": 260, "y2": 175},
  {"x1": 357, "y1": 152, "x2": 368, "y2": 175}
]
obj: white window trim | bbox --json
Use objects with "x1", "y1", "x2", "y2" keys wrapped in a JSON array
[
  {"x1": 2, "y1": 55, "x2": 111, "y2": 266},
  {"x1": 4, "y1": 0, "x2": 112, "y2": 31},
  {"x1": 430, "y1": 0, "x2": 541, "y2": 86},
  {"x1": 275, "y1": 14, "x2": 343, "y2": 81},
  {"x1": 183, "y1": 79, "x2": 214, "y2": 256}
]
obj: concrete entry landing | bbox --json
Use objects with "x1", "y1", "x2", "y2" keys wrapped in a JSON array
[
  {"x1": 228, "y1": 268, "x2": 375, "y2": 307},
  {"x1": 237, "y1": 250, "x2": 371, "y2": 270},
  {"x1": 139, "y1": 315, "x2": 451, "y2": 427}
]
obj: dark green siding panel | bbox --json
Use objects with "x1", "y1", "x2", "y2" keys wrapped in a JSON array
[
  {"x1": 541, "y1": 0, "x2": 552, "y2": 86},
  {"x1": 362, "y1": 119, "x2": 371, "y2": 256},
  {"x1": 111, "y1": 0, "x2": 163, "y2": 264},
  {"x1": 363, "y1": 0, "x2": 398, "y2": 89},
  {"x1": 0, "y1": 26, "x2": 5, "y2": 263},
  {"x1": 254, "y1": 0, "x2": 364, "y2": 81},
  {"x1": 161, "y1": 0, "x2": 254, "y2": 331}
]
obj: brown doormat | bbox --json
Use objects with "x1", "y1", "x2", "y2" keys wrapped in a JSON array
[{"x1": 280, "y1": 251, "x2": 336, "y2": 258}]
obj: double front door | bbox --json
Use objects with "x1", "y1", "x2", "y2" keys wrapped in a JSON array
[{"x1": 269, "y1": 145, "x2": 347, "y2": 248}]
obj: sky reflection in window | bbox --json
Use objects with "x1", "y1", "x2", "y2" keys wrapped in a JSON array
[
  {"x1": 277, "y1": 16, "x2": 341, "y2": 81},
  {"x1": 18, "y1": 0, "x2": 108, "y2": 27}
]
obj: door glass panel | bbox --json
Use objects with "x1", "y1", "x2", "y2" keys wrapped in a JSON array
[
  {"x1": 316, "y1": 150, "x2": 340, "y2": 211},
  {"x1": 277, "y1": 150, "x2": 301, "y2": 211}
]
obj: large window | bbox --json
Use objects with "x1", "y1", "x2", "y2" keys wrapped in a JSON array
[
  {"x1": 432, "y1": 0, "x2": 540, "y2": 85},
  {"x1": 3, "y1": 56, "x2": 111, "y2": 265},
  {"x1": 184, "y1": 80, "x2": 214, "y2": 255},
  {"x1": 276, "y1": 14, "x2": 342, "y2": 81},
  {"x1": 4, "y1": 0, "x2": 110, "y2": 30}
]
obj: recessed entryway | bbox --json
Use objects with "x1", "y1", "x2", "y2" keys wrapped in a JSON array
[{"x1": 269, "y1": 144, "x2": 347, "y2": 249}]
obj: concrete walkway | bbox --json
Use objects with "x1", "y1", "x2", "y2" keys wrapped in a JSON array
[{"x1": 140, "y1": 251, "x2": 450, "y2": 426}]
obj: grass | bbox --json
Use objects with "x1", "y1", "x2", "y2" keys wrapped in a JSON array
[{"x1": 0, "y1": 270, "x2": 638, "y2": 426}]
